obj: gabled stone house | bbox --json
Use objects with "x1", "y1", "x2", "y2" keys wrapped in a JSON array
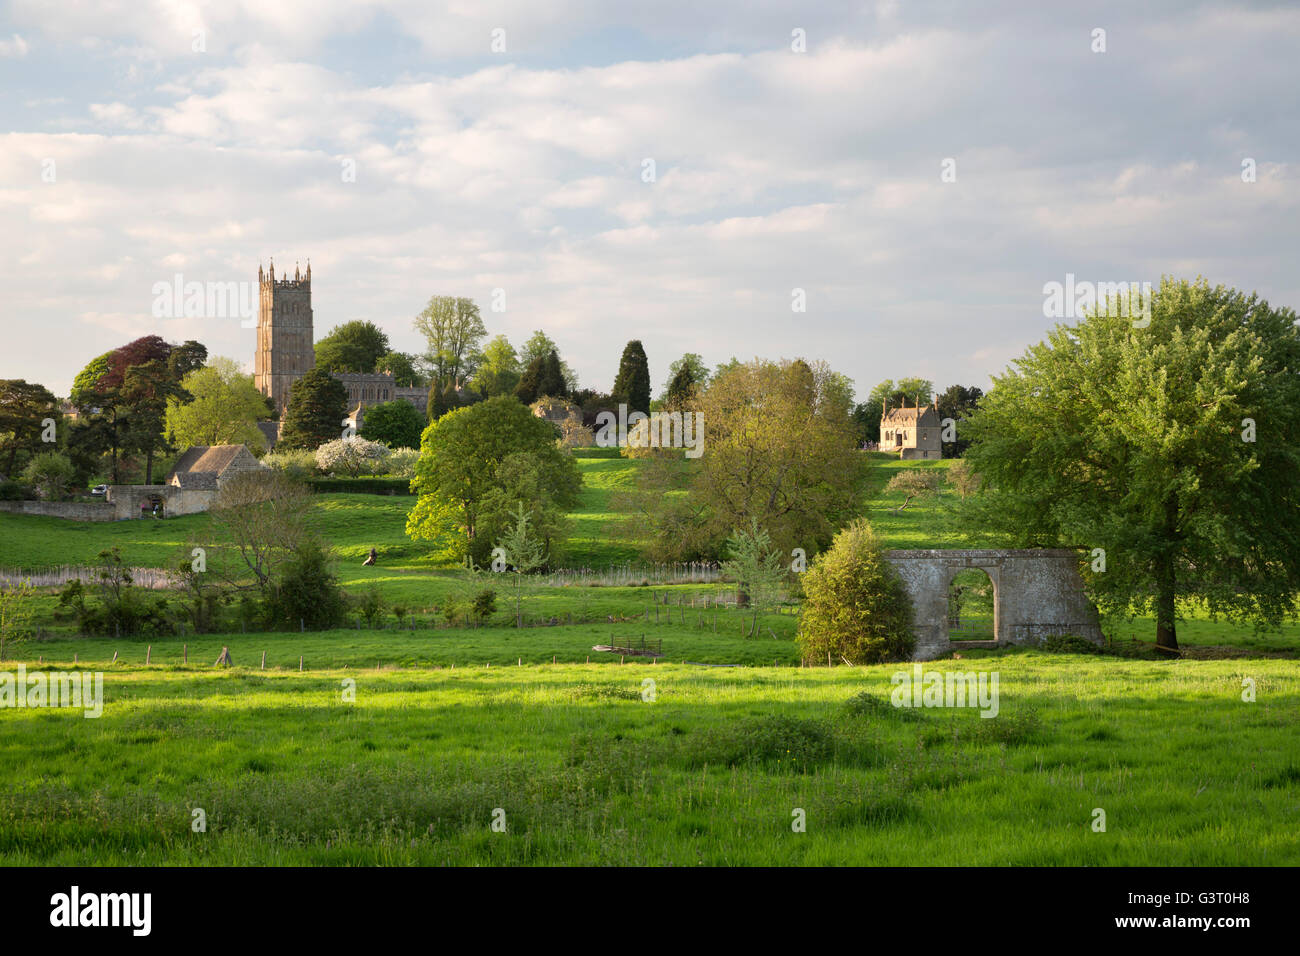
[
  {"x1": 168, "y1": 444, "x2": 265, "y2": 490},
  {"x1": 880, "y1": 403, "x2": 943, "y2": 460}
]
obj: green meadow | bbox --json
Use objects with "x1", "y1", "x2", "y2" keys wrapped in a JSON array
[
  {"x1": 2, "y1": 657, "x2": 1295, "y2": 865},
  {"x1": 1, "y1": 452, "x2": 1297, "y2": 865}
]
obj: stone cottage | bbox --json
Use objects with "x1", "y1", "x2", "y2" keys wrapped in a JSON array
[{"x1": 880, "y1": 402, "x2": 943, "y2": 460}]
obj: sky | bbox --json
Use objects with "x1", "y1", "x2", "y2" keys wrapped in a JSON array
[{"x1": 1, "y1": 0, "x2": 1297, "y2": 400}]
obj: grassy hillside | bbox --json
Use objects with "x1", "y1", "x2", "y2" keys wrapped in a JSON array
[{"x1": 2, "y1": 449, "x2": 1298, "y2": 866}]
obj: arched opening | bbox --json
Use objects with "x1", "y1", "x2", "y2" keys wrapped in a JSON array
[{"x1": 947, "y1": 568, "x2": 995, "y2": 643}]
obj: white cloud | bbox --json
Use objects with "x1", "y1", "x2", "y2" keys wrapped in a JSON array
[
  {"x1": 0, "y1": 33, "x2": 29, "y2": 57},
  {"x1": 0, "y1": 5, "x2": 1297, "y2": 400}
]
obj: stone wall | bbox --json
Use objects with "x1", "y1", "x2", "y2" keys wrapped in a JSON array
[
  {"x1": 885, "y1": 549, "x2": 1104, "y2": 660},
  {"x1": 0, "y1": 486, "x2": 216, "y2": 522},
  {"x1": 106, "y1": 485, "x2": 214, "y2": 519},
  {"x1": 0, "y1": 499, "x2": 116, "y2": 521}
]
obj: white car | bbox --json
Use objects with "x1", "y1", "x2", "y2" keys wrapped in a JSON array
[{"x1": 90, "y1": 484, "x2": 108, "y2": 497}]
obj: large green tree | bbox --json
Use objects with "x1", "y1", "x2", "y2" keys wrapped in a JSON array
[
  {"x1": 279, "y1": 368, "x2": 348, "y2": 450},
  {"x1": 624, "y1": 358, "x2": 866, "y2": 561},
  {"x1": 414, "y1": 296, "x2": 487, "y2": 392},
  {"x1": 471, "y1": 334, "x2": 521, "y2": 397},
  {"x1": 515, "y1": 349, "x2": 568, "y2": 404},
  {"x1": 165, "y1": 358, "x2": 272, "y2": 452},
  {"x1": 406, "y1": 395, "x2": 582, "y2": 565},
  {"x1": 611, "y1": 340, "x2": 651, "y2": 416},
  {"x1": 519, "y1": 331, "x2": 578, "y2": 393},
  {"x1": 359, "y1": 399, "x2": 426, "y2": 450},
  {"x1": 315, "y1": 320, "x2": 391, "y2": 374},
  {"x1": 123, "y1": 357, "x2": 193, "y2": 484},
  {"x1": 964, "y1": 277, "x2": 1300, "y2": 652},
  {"x1": 68, "y1": 336, "x2": 204, "y2": 484},
  {"x1": 662, "y1": 353, "x2": 709, "y2": 408},
  {"x1": 374, "y1": 351, "x2": 426, "y2": 387}
]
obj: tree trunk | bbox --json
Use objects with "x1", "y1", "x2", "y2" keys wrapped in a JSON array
[{"x1": 1154, "y1": 553, "x2": 1178, "y2": 651}]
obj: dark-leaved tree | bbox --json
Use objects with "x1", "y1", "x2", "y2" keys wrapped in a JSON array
[
  {"x1": 279, "y1": 368, "x2": 348, "y2": 450},
  {"x1": 935, "y1": 384, "x2": 984, "y2": 457},
  {"x1": 612, "y1": 340, "x2": 651, "y2": 416}
]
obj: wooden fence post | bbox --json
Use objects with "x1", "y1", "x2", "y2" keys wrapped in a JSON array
[
  {"x1": 146, "y1": 645, "x2": 151, "y2": 665},
  {"x1": 261, "y1": 650, "x2": 266, "y2": 670}
]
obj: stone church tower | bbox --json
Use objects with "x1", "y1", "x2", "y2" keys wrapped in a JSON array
[{"x1": 254, "y1": 260, "x2": 314, "y2": 416}]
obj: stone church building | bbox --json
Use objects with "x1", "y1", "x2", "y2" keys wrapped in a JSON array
[
  {"x1": 254, "y1": 261, "x2": 427, "y2": 442},
  {"x1": 880, "y1": 402, "x2": 943, "y2": 459}
]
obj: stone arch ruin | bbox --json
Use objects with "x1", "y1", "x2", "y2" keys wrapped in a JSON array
[{"x1": 884, "y1": 549, "x2": 1104, "y2": 660}]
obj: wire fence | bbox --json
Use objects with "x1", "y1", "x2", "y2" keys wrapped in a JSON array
[{"x1": 534, "y1": 561, "x2": 723, "y2": 588}]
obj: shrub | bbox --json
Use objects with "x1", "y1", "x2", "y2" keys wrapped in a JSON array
[
  {"x1": 378, "y1": 446, "x2": 420, "y2": 479},
  {"x1": 267, "y1": 541, "x2": 347, "y2": 630},
  {"x1": 0, "y1": 479, "x2": 31, "y2": 501},
  {"x1": 21, "y1": 451, "x2": 76, "y2": 501},
  {"x1": 262, "y1": 447, "x2": 319, "y2": 481},
  {"x1": 472, "y1": 588, "x2": 497, "y2": 623},
  {"x1": 797, "y1": 519, "x2": 915, "y2": 664},
  {"x1": 557, "y1": 411, "x2": 594, "y2": 450},
  {"x1": 305, "y1": 477, "x2": 414, "y2": 495},
  {"x1": 315, "y1": 436, "x2": 390, "y2": 477},
  {"x1": 54, "y1": 548, "x2": 171, "y2": 637},
  {"x1": 357, "y1": 587, "x2": 384, "y2": 627},
  {"x1": 886, "y1": 469, "x2": 940, "y2": 512},
  {"x1": 1042, "y1": 633, "x2": 1103, "y2": 655},
  {"x1": 842, "y1": 691, "x2": 919, "y2": 721}
]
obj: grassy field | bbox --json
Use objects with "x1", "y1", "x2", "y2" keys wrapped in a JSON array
[
  {"x1": 2, "y1": 655, "x2": 1295, "y2": 865},
  {"x1": 1, "y1": 450, "x2": 1297, "y2": 865}
]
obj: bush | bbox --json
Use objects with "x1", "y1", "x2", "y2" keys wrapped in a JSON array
[
  {"x1": 378, "y1": 447, "x2": 419, "y2": 479},
  {"x1": 797, "y1": 519, "x2": 915, "y2": 664},
  {"x1": 21, "y1": 451, "x2": 76, "y2": 501},
  {"x1": 315, "y1": 436, "x2": 391, "y2": 477},
  {"x1": 268, "y1": 541, "x2": 347, "y2": 630},
  {"x1": 557, "y1": 411, "x2": 594, "y2": 450},
  {"x1": 0, "y1": 479, "x2": 31, "y2": 501},
  {"x1": 472, "y1": 588, "x2": 497, "y2": 623},
  {"x1": 262, "y1": 448, "x2": 319, "y2": 481},
  {"x1": 570, "y1": 446, "x2": 622, "y2": 459},
  {"x1": 54, "y1": 548, "x2": 171, "y2": 637},
  {"x1": 886, "y1": 469, "x2": 940, "y2": 512},
  {"x1": 306, "y1": 477, "x2": 413, "y2": 495},
  {"x1": 357, "y1": 587, "x2": 384, "y2": 627},
  {"x1": 1042, "y1": 633, "x2": 1103, "y2": 655}
]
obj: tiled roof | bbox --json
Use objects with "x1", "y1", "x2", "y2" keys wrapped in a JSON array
[
  {"x1": 168, "y1": 444, "x2": 258, "y2": 486},
  {"x1": 170, "y1": 471, "x2": 219, "y2": 490},
  {"x1": 882, "y1": 406, "x2": 932, "y2": 423}
]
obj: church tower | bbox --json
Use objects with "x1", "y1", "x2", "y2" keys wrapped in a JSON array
[{"x1": 254, "y1": 260, "x2": 314, "y2": 417}]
